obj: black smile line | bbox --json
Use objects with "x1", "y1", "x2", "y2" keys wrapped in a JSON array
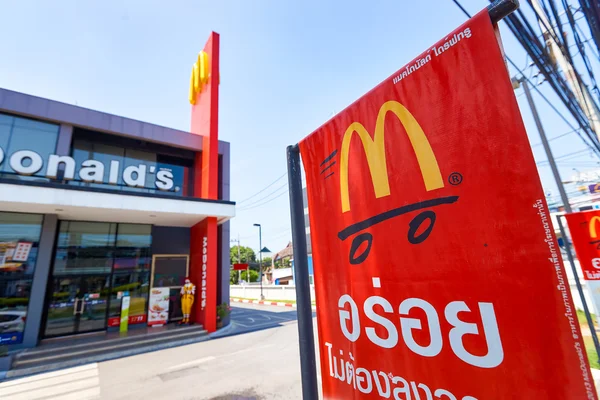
[{"x1": 337, "y1": 196, "x2": 459, "y2": 241}]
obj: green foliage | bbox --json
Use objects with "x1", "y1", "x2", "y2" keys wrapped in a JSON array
[
  {"x1": 217, "y1": 302, "x2": 231, "y2": 320},
  {"x1": 0, "y1": 298, "x2": 29, "y2": 307},
  {"x1": 240, "y1": 269, "x2": 259, "y2": 282},
  {"x1": 230, "y1": 245, "x2": 256, "y2": 264},
  {"x1": 261, "y1": 257, "x2": 272, "y2": 267},
  {"x1": 230, "y1": 270, "x2": 239, "y2": 285},
  {"x1": 274, "y1": 258, "x2": 291, "y2": 269}
]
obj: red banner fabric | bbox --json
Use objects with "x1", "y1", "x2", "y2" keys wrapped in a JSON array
[
  {"x1": 566, "y1": 210, "x2": 600, "y2": 281},
  {"x1": 299, "y1": 10, "x2": 596, "y2": 400}
]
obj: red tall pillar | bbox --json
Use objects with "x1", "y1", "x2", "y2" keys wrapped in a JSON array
[{"x1": 189, "y1": 32, "x2": 220, "y2": 332}]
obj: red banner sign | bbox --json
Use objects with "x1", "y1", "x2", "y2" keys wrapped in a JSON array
[
  {"x1": 566, "y1": 210, "x2": 600, "y2": 280},
  {"x1": 299, "y1": 10, "x2": 595, "y2": 400},
  {"x1": 107, "y1": 314, "x2": 147, "y2": 328},
  {"x1": 233, "y1": 263, "x2": 249, "y2": 271}
]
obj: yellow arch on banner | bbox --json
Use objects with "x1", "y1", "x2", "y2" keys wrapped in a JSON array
[
  {"x1": 339, "y1": 100, "x2": 444, "y2": 213},
  {"x1": 590, "y1": 216, "x2": 600, "y2": 238}
]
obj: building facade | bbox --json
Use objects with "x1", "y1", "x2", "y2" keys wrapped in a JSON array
[{"x1": 0, "y1": 87, "x2": 234, "y2": 349}]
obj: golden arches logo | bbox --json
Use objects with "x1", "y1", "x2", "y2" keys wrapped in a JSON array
[
  {"x1": 590, "y1": 216, "x2": 600, "y2": 239},
  {"x1": 189, "y1": 51, "x2": 210, "y2": 105},
  {"x1": 339, "y1": 100, "x2": 444, "y2": 213}
]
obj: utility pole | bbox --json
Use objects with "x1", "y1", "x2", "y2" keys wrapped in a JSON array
[
  {"x1": 230, "y1": 235, "x2": 243, "y2": 283},
  {"x1": 531, "y1": 0, "x2": 600, "y2": 142},
  {"x1": 520, "y1": 78, "x2": 572, "y2": 212},
  {"x1": 254, "y1": 223, "x2": 264, "y2": 300},
  {"x1": 518, "y1": 76, "x2": 600, "y2": 363}
]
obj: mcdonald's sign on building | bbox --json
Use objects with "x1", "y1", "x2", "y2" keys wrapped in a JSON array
[{"x1": 299, "y1": 9, "x2": 595, "y2": 400}]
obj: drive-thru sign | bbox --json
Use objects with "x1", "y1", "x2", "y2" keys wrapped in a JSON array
[{"x1": 292, "y1": 6, "x2": 596, "y2": 400}]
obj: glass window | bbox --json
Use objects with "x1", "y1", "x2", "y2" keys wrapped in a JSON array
[
  {"x1": 53, "y1": 222, "x2": 117, "y2": 276},
  {"x1": 0, "y1": 113, "x2": 59, "y2": 182},
  {"x1": 0, "y1": 212, "x2": 43, "y2": 344},
  {"x1": 108, "y1": 272, "x2": 150, "y2": 324},
  {"x1": 50, "y1": 221, "x2": 152, "y2": 329}
]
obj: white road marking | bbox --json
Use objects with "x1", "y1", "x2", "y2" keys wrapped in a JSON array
[
  {"x1": 0, "y1": 363, "x2": 98, "y2": 388},
  {"x1": 167, "y1": 356, "x2": 216, "y2": 371},
  {"x1": 0, "y1": 363, "x2": 100, "y2": 400}
]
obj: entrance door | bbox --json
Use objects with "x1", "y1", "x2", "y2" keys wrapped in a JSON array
[{"x1": 44, "y1": 275, "x2": 110, "y2": 337}]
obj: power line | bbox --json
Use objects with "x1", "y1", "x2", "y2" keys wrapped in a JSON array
[
  {"x1": 237, "y1": 190, "x2": 289, "y2": 212},
  {"x1": 450, "y1": 0, "x2": 600, "y2": 157},
  {"x1": 537, "y1": 148, "x2": 591, "y2": 164},
  {"x1": 237, "y1": 173, "x2": 286, "y2": 204},
  {"x1": 531, "y1": 128, "x2": 581, "y2": 146},
  {"x1": 237, "y1": 182, "x2": 288, "y2": 209}
]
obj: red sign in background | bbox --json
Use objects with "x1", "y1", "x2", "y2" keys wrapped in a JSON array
[
  {"x1": 299, "y1": 10, "x2": 596, "y2": 400},
  {"x1": 566, "y1": 210, "x2": 600, "y2": 281},
  {"x1": 233, "y1": 263, "x2": 249, "y2": 271}
]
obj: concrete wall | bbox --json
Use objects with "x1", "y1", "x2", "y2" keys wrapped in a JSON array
[{"x1": 230, "y1": 284, "x2": 315, "y2": 302}]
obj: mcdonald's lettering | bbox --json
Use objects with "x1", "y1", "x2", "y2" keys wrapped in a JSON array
[
  {"x1": 189, "y1": 51, "x2": 210, "y2": 105},
  {"x1": 339, "y1": 100, "x2": 444, "y2": 213}
]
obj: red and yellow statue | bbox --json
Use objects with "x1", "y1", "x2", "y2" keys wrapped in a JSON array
[{"x1": 179, "y1": 277, "x2": 196, "y2": 325}]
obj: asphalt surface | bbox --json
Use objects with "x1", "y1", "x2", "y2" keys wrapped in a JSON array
[
  {"x1": 1, "y1": 303, "x2": 322, "y2": 400},
  {"x1": 225, "y1": 303, "x2": 308, "y2": 336}
]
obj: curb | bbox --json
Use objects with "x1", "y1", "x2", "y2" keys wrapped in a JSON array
[{"x1": 231, "y1": 298, "x2": 316, "y2": 311}]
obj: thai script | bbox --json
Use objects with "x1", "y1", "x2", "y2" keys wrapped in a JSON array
[
  {"x1": 534, "y1": 199, "x2": 595, "y2": 399},
  {"x1": 392, "y1": 27, "x2": 472, "y2": 85},
  {"x1": 337, "y1": 278, "x2": 504, "y2": 369},
  {"x1": 201, "y1": 236, "x2": 208, "y2": 309},
  {"x1": 324, "y1": 342, "x2": 478, "y2": 400}
]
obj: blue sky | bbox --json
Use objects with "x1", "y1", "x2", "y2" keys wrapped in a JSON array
[{"x1": 1, "y1": 0, "x2": 599, "y2": 254}]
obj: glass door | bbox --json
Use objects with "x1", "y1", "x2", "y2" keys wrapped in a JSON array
[
  {"x1": 43, "y1": 221, "x2": 116, "y2": 338},
  {"x1": 44, "y1": 275, "x2": 110, "y2": 337}
]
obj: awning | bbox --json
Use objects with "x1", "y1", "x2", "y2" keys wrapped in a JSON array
[{"x1": 0, "y1": 181, "x2": 235, "y2": 227}]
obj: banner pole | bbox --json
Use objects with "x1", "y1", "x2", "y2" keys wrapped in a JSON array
[
  {"x1": 287, "y1": 144, "x2": 319, "y2": 400},
  {"x1": 557, "y1": 215, "x2": 600, "y2": 363},
  {"x1": 487, "y1": 0, "x2": 519, "y2": 24}
]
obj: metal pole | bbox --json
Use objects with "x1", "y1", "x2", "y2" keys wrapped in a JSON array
[
  {"x1": 237, "y1": 234, "x2": 241, "y2": 283},
  {"x1": 259, "y1": 225, "x2": 264, "y2": 300},
  {"x1": 287, "y1": 144, "x2": 318, "y2": 400},
  {"x1": 487, "y1": 0, "x2": 519, "y2": 24},
  {"x1": 556, "y1": 216, "x2": 600, "y2": 363},
  {"x1": 521, "y1": 78, "x2": 573, "y2": 213}
]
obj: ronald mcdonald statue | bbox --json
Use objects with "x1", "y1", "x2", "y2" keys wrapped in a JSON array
[{"x1": 179, "y1": 277, "x2": 196, "y2": 325}]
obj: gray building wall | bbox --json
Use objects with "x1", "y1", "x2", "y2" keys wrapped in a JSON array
[
  {"x1": 20, "y1": 214, "x2": 58, "y2": 349},
  {"x1": 151, "y1": 226, "x2": 191, "y2": 255},
  {"x1": 0, "y1": 88, "x2": 234, "y2": 347}
]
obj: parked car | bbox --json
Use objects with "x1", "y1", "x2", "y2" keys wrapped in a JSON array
[{"x1": 0, "y1": 310, "x2": 26, "y2": 333}]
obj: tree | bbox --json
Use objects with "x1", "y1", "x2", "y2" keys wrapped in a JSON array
[
  {"x1": 261, "y1": 257, "x2": 272, "y2": 268},
  {"x1": 272, "y1": 257, "x2": 291, "y2": 269},
  {"x1": 230, "y1": 270, "x2": 239, "y2": 285},
  {"x1": 240, "y1": 270, "x2": 259, "y2": 282},
  {"x1": 230, "y1": 245, "x2": 256, "y2": 264}
]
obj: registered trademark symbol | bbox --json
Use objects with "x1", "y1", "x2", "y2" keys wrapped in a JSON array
[{"x1": 448, "y1": 172, "x2": 463, "y2": 186}]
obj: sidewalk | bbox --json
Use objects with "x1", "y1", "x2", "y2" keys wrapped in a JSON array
[{"x1": 231, "y1": 297, "x2": 316, "y2": 311}]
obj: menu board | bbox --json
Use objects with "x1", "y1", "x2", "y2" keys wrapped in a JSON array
[
  {"x1": 152, "y1": 256, "x2": 188, "y2": 288},
  {"x1": 147, "y1": 287, "x2": 170, "y2": 326}
]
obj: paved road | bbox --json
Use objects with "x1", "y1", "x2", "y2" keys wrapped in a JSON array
[{"x1": 1, "y1": 303, "x2": 321, "y2": 400}]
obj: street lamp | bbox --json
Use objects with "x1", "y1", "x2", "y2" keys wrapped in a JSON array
[{"x1": 253, "y1": 223, "x2": 264, "y2": 300}]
